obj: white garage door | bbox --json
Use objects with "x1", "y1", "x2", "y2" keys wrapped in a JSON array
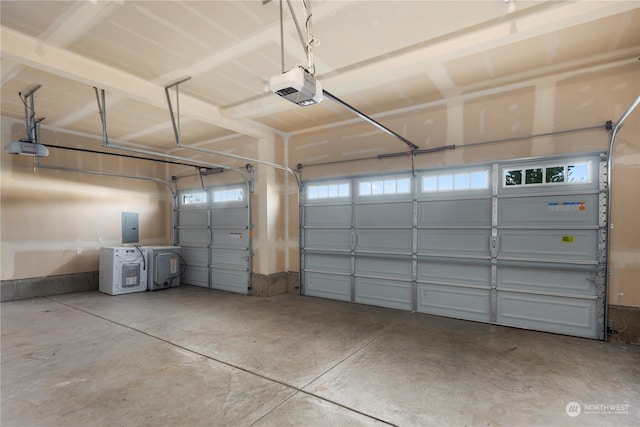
[
  {"x1": 495, "y1": 155, "x2": 605, "y2": 338},
  {"x1": 178, "y1": 184, "x2": 251, "y2": 294},
  {"x1": 301, "y1": 153, "x2": 606, "y2": 339}
]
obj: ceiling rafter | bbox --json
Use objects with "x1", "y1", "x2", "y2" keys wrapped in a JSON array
[
  {"x1": 225, "y1": 0, "x2": 638, "y2": 121},
  {"x1": 0, "y1": 25, "x2": 273, "y2": 142},
  {"x1": 153, "y1": 0, "x2": 350, "y2": 86}
]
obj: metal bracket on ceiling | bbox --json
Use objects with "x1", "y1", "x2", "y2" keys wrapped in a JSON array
[
  {"x1": 20, "y1": 85, "x2": 44, "y2": 143},
  {"x1": 164, "y1": 77, "x2": 192, "y2": 146},
  {"x1": 94, "y1": 86, "x2": 108, "y2": 146},
  {"x1": 162, "y1": 76, "x2": 301, "y2": 188}
]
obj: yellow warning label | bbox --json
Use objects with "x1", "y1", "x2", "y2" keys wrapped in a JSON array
[{"x1": 561, "y1": 236, "x2": 575, "y2": 243}]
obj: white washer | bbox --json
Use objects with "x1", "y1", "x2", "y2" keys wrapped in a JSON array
[
  {"x1": 143, "y1": 246, "x2": 182, "y2": 291},
  {"x1": 99, "y1": 246, "x2": 148, "y2": 295}
]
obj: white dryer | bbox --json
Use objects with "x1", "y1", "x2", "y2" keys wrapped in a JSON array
[
  {"x1": 99, "y1": 246, "x2": 148, "y2": 295},
  {"x1": 143, "y1": 246, "x2": 182, "y2": 291}
]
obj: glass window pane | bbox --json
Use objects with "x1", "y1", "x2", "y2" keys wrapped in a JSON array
[
  {"x1": 308, "y1": 186, "x2": 318, "y2": 199},
  {"x1": 328, "y1": 185, "x2": 338, "y2": 198},
  {"x1": 505, "y1": 170, "x2": 522, "y2": 186},
  {"x1": 423, "y1": 176, "x2": 437, "y2": 192},
  {"x1": 397, "y1": 178, "x2": 410, "y2": 193},
  {"x1": 525, "y1": 168, "x2": 543, "y2": 184},
  {"x1": 568, "y1": 163, "x2": 589, "y2": 182},
  {"x1": 359, "y1": 182, "x2": 371, "y2": 196},
  {"x1": 339, "y1": 183, "x2": 350, "y2": 197},
  {"x1": 384, "y1": 180, "x2": 396, "y2": 194},
  {"x1": 318, "y1": 185, "x2": 328, "y2": 198},
  {"x1": 371, "y1": 181, "x2": 383, "y2": 195},
  {"x1": 545, "y1": 166, "x2": 564, "y2": 183},
  {"x1": 470, "y1": 171, "x2": 488, "y2": 189},
  {"x1": 184, "y1": 192, "x2": 207, "y2": 204},
  {"x1": 454, "y1": 173, "x2": 469, "y2": 190},
  {"x1": 439, "y1": 175, "x2": 453, "y2": 191}
]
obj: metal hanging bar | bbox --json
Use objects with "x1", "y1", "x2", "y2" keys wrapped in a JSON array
[
  {"x1": 286, "y1": 0, "x2": 307, "y2": 57},
  {"x1": 304, "y1": 0, "x2": 315, "y2": 74},
  {"x1": 165, "y1": 77, "x2": 192, "y2": 146},
  {"x1": 323, "y1": 89, "x2": 420, "y2": 150},
  {"x1": 94, "y1": 86, "x2": 108, "y2": 147},
  {"x1": 279, "y1": 0, "x2": 285, "y2": 73},
  {"x1": 164, "y1": 79, "x2": 302, "y2": 188},
  {"x1": 21, "y1": 85, "x2": 43, "y2": 142},
  {"x1": 92, "y1": 87, "x2": 246, "y2": 177}
]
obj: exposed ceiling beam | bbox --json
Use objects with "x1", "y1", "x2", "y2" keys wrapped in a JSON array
[
  {"x1": 0, "y1": 25, "x2": 273, "y2": 141},
  {"x1": 287, "y1": 55, "x2": 638, "y2": 139},
  {"x1": 154, "y1": 0, "x2": 349, "y2": 86},
  {"x1": 226, "y1": 0, "x2": 638, "y2": 120},
  {"x1": 41, "y1": 1, "x2": 118, "y2": 47}
]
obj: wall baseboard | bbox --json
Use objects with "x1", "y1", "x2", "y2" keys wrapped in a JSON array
[
  {"x1": 608, "y1": 305, "x2": 640, "y2": 345},
  {"x1": 1, "y1": 272, "x2": 99, "y2": 302}
]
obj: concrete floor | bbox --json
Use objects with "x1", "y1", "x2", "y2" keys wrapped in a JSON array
[{"x1": 2, "y1": 286, "x2": 639, "y2": 427}]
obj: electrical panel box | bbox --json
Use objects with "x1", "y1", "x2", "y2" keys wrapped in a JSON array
[
  {"x1": 121, "y1": 212, "x2": 139, "y2": 244},
  {"x1": 143, "y1": 246, "x2": 181, "y2": 291},
  {"x1": 99, "y1": 246, "x2": 148, "y2": 295}
]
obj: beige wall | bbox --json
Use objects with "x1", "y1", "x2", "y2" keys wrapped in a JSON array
[
  {"x1": 288, "y1": 63, "x2": 639, "y2": 308},
  {"x1": 608, "y1": 118, "x2": 640, "y2": 308},
  {"x1": 1, "y1": 119, "x2": 174, "y2": 281},
  {"x1": 1, "y1": 62, "x2": 637, "y2": 308},
  {"x1": 170, "y1": 135, "x2": 291, "y2": 276}
]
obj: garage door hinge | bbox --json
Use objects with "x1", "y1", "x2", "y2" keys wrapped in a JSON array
[{"x1": 490, "y1": 236, "x2": 499, "y2": 257}]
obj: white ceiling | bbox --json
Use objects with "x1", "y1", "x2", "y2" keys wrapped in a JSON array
[{"x1": 1, "y1": 1, "x2": 638, "y2": 155}]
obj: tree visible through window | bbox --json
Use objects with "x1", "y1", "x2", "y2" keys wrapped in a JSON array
[{"x1": 504, "y1": 162, "x2": 590, "y2": 187}]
